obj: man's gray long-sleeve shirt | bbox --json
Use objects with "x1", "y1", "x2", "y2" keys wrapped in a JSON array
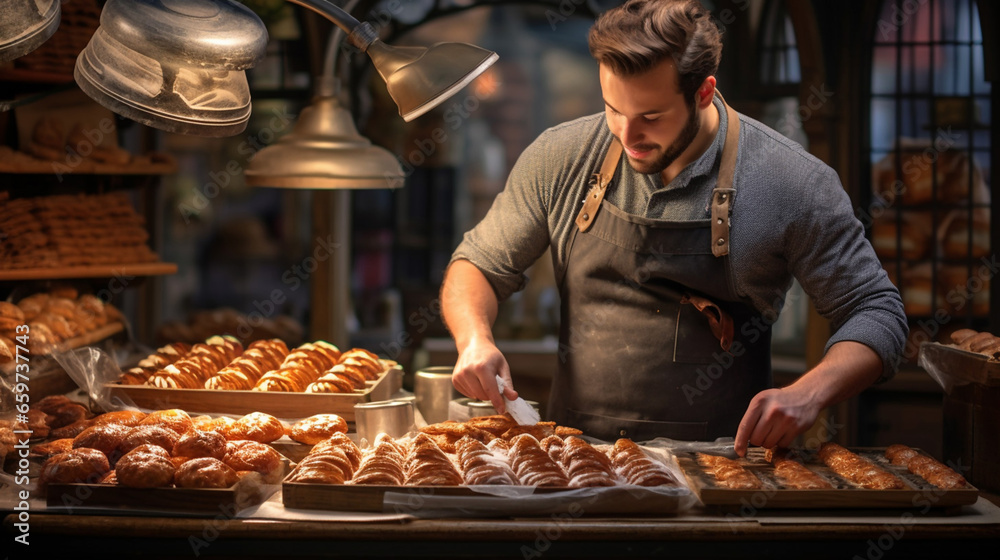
[{"x1": 452, "y1": 96, "x2": 908, "y2": 380}]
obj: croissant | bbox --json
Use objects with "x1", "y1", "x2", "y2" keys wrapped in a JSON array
[
  {"x1": 885, "y1": 444, "x2": 966, "y2": 489},
  {"x1": 404, "y1": 433, "x2": 463, "y2": 486},
  {"x1": 818, "y1": 442, "x2": 904, "y2": 490},
  {"x1": 350, "y1": 435, "x2": 406, "y2": 485},
  {"x1": 455, "y1": 436, "x2": 517, "y2": 485},
  {"x1": 608, "y1": 440, "x2": 678, "y2": 487},
  {"x1": 304, "y1": 372, "x2": 355, "y2": 394},
  {"x1": 559, "y1": 436, "x2": 617, "y2": 487},
  {"x1": 508, "y1": 434, "x2": 569, "y2": 487},
  {"x1": 764, "y1": 448, "x2": 832, "y2": 489}
]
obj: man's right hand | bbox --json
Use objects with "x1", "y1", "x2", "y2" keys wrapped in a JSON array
[{"x1": 451, "y1": 337, "x2": 519, "y2": 414}]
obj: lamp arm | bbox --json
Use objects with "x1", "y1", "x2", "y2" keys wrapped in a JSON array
[
  {"x1": 319, "y1": 0, "x2": 363, "y2": 93},
  {"x1": 284, "y1": 0, "x2": 378, "y2": 52}
]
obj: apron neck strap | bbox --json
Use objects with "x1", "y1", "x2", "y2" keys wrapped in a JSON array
[
  {"x1": 712, "y1": 91, "x2": 741, "y2": 257},
  {"x1": 575, "y1": 90, "x2": 742, "y2": 247}
]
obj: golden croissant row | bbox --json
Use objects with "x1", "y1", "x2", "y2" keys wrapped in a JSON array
[
  {"x1": 286, "y1": 420, "x2": 679, "y2": 489},
  {"x1": 118, "y1": 337, "x2": 387, "y2": 393}
]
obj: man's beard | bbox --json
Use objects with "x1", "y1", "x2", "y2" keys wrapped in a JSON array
[{"x1": 624, "y1": 102, "x2": 701, "y2": 176}]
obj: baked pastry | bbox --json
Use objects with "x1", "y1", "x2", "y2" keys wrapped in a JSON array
[
  {"x1": 818, "y1": 442, "x2": 905, "y2": 489},
  {"x1": 15, "y1": 408, "x2": 50, "y2": 439},
  {"x1": 287, "y1": 414, "x2": 348, "y2": 445},
  {"x1": 138, "y1": 408, "x2": 193, "y2": 435},
  {"x1": 939, "y1": 209, "x2": 989, "y2": 259},
  {"x1": 610, "y1": 439, "x2": 678, "y2": 486},
  {"x1": 540, "y1": 434, "x2": 565, "y2": 464},
  {"x1": 419, "y1": 421, "x2": 495, "y2": 453},
  {"x1": 92, "y1": 410, "x2": 147, "y2": 427},
  {"x1": 764, "y1": 448, "x2": 832, "y2": 489},
  {"x1": 871, "y1": 211, "x2": 932, "y2": 260},
  {"x1": 35, "y1": 394, "x2": 74, "y2": 415},
  {"x1": 44, "y1": 401, "x2": 90, "y2": 429},
  {"x1": 174, "y1": 457, "x2": 239, "y2": 489},
  {"x1": 502, "y1": 422, "x2": 556, "y2": 441},
  {"x1": 696, "y1": 452, "x2": 761, "y2": 489},
  {"x1": 224, "y1": 412, "x2": 286, "y2": 443},
  {"x1": 349, "y1": 435, "x2": 406, "y2": 485},
  {"x1": 559, "y1": 436, "x2": 617, "y2": 487},
  {"x1": 49, "y1": 419, "x2": 94, "y2": 440},
  {"x1": 950, "y1": 329, "x2": 1000, "y2": 358},
  {"x1": 114, "y1": 425, "x2": 181, "y2": 463},
  {"x1": 938, "y1": 266, "x2": 990, "y2": 317},
  {"x1": 465, "y1": 414, "x2": 519, "y2": 438},
  {"x1": 455, "y1": 436, "x2": 517, "y2": 485},
  {"x1": 72, "y1": 423, "x2": 131, "y2": 458},
  {"x1": 99, "y1": 470, "x2": 118, "y2": 485},
  {"x1": 222, "y1": 440, "x2": 282, "y2": 476},
  {"x1": 29, "y1": 438, "x2": 75, "y2": 460},
  {"x1": 304, "y1": 371, "x2": 356, "y2": 394},
  {"x1": 312, "y1": 433, "x2": 363, "y2": 472},
  {"x1": 115, "y1": 445, "x2": 176, "y2": 488},
  {"x1": 885, "y1": 444, "x2": 967, "y2": 489},
  {"x1": 507, "y1": 434, "x2": 569, "y2": 487},
  {"x1": 173, "y1": 429, "x2": 227, "y2": 459},
  {"x1": 39, "y1": 447, "x2": 110, "y2": 487},
  {"x1": 404, "y1": 433, "x2": 463, "y2": 486}
]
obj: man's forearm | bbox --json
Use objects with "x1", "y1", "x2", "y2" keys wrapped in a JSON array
[
  {"x1": 441, "y1": 259, "x2": 501, "y2": 351},
  {"x1": 791, "y1": 340, "x2": 883, "y2": 409}
]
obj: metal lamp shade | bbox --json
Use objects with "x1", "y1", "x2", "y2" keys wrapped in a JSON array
[
  {"x1": 73, "y1": 0, "x2": 268, "y2": 137},
  {"x1": 244, "y1": 96, "x2": 405, "y2": 189},
  {"x1": 367, "y1": 40, "x2": 499, "y2": 122},
  {"x1": 0, "y1": 0, "x2": 60, "y2": 64}
]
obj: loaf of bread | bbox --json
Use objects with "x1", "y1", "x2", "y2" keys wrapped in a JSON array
[
  {"x1": 696, "y1": 452, "x2": 762, "y2": 489},
  {"x1": 885, "y1": 444, "x2": 967, "y2": 489},
  {"x1": 764, "y1": 448, "x2": 832, "y2": 489}
]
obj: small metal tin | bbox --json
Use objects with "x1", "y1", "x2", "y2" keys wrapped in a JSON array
[
  {"x1": 354, "y1": 399, "x2": 415, "y2": 444},
  {"x1": 414, "y1": 366, "x2": 457, "y2": 425}
]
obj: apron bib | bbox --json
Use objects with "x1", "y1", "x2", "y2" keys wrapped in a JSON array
[{"x1": 550, "y1": 94, "x2": 772, "y2": 442}]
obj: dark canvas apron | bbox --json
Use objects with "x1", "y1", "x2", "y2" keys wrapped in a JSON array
[{"x1": 550, "y1": 95, "x2": 772, "y2": 442}]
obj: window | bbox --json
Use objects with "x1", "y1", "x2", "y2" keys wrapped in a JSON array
[{"x1": 867, "y1": 0, "x2": 992, "y2": 364}]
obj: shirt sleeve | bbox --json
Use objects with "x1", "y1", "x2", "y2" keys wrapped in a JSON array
[
  {"x1": 784, "y1": 165, "x2": 909, "y2": 382},
  {"x1": 450, "y1": 131, "x2": 557, "y2": 302}
]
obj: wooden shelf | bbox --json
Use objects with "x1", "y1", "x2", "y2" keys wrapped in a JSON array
[
  {"x1": 0, "y1": 68, "x2": 74, "y2": 85},
  {"x1": 0, "y1": 160, "x2": 178, "y2": 176},
  {"x1": 0, "y1": 262, "x2": 177, "y2": 281}
]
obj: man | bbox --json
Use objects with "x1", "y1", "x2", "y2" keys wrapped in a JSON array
[{"x1": 441, "y1": 0, "x2": 907, "y2": 456}]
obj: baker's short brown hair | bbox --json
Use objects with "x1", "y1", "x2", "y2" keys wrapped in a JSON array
[{"x1": 588, "y1": 0, "x2": 722, "y2": 104}]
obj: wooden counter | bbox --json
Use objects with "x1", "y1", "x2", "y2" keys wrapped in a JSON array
[{"x1": 5, "y1": 495, "x2": 999, "y2": 559}]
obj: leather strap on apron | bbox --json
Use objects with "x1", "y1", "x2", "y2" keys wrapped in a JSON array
[
  {"x1": 575, "y1": 139, "x2": 623, "y2": 233},
  {"x1": 711, "y1": 92, "x2": 739, "y2": 257},
  {"x1": 576, "y1": 92, "x2": 741, "y2": 252}
]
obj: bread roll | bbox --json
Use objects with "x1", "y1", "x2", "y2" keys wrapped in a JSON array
[
  {"x1": 938, "y1": 208, "x2": 989, "y2": 259},
  {"x1": 871, "y1": 211, "x2": 933, "y2": 260}
]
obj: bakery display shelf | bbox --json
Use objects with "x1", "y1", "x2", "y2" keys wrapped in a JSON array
[
  {"x1": 0, "y1": 160, "x2": 178, "y2": 175},
  {"x1": 105, "y1": 363, "x2": 404, "y2": 421},
  {"x1": 0, "y1": 68, "x2": 74, "y2": 84},
  {"x1": 676, "y1": 447, "x2": 979, "y2": 510},
  {"x1": 0, "y1": 321, "x2": 124, "y2": 376},
  {"x1": 45, "y1": 467, "x2": 285, "y2": 514},
  {"x1": 0, "y1": 262, "x2": 178, "y2": 281}
]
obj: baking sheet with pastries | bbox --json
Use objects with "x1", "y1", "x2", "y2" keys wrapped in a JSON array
[
  {"x1": 281, "y1": 424, "x2": 696, "y2": 515},
  {"x1": 676, "y1": 446, "x2": 979, "y2": 509}
]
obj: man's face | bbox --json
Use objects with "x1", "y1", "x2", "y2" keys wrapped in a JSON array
[{"x1": 599, "y1": 60, "x2": 700, "y2": 175}]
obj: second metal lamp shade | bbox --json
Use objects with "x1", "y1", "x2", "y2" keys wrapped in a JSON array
[
  {"x1": 366, "y1": 40, "x2": 500, "y2": 122},
  {"x1": 244, "y1": 96, "x2": 405, "y2": 189}
]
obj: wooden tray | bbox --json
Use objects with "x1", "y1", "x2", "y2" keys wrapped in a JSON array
[
  {"x1": 281, "y1": 480, "x2": 691, "y2": 515},
  {"x1": 45, "y1": 470, "x2": 280, "y2": 514},
  {"x1": 104, "y1": 363, "x2": 403, "y2": 421},
  {"x1": 918, "y1": 342, "x2": 1000, "y2": 386},
  {"x1": 677, "y1": 447, "x2": 980, "y2": 510}
]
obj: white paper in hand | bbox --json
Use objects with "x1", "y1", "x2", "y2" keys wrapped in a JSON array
[{"x1": 496, "y1": 376, "x2": 540, "y2": 426}]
